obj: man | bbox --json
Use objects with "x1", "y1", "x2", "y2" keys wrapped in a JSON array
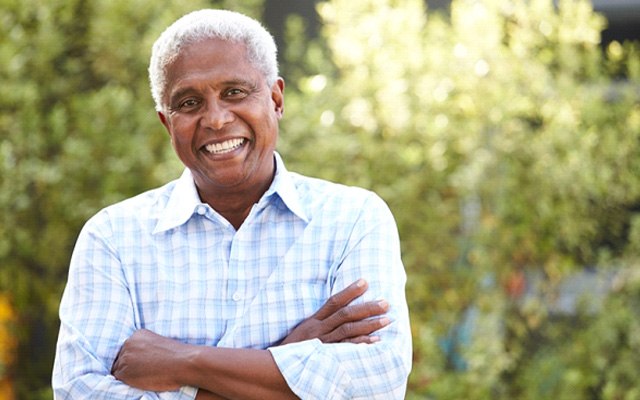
[{"x1": 52, "y1": 9, "x2": 412, "y2": 399}]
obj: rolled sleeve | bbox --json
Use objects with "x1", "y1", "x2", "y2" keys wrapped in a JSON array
[{"x1": 269, "y1": 336, "x2": 411, "y2": 399}]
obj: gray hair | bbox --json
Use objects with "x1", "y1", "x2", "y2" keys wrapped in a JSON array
[{"x1": 149, "y1": 9, "x2": 279, "y2": 112}]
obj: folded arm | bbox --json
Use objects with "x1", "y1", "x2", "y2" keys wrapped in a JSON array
[
  {"x1": 196, "y1": 194, "x2": 411, "y2": 399},
  {"x1": 111, "y1": 280, "x2": 389, "y2": 399}
]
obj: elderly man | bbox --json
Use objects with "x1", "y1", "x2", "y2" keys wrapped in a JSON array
[{"x1": 53, "y1": 9, "x2": 411, "y2": 399}]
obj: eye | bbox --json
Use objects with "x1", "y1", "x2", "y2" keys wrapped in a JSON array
[
  {"x1": 179, "y1": 98, "x2": 201, "y2": 109},
  {"x1": 223, "y1": 88, "x2": 248, "y2": 99},
  {"x1": 169, "y1": 97, "x2": 201, "y2": 113}
]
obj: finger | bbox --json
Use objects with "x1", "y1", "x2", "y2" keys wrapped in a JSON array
[
  {"x1": 323, "y1": 299, "x2": 389, "y2": 328},
  {"x1": 312, "y1": 279, "x2": 368, "y2": 320},
  {"x1": 321, "y1": 316, "x2": 391, "y2": 343}
]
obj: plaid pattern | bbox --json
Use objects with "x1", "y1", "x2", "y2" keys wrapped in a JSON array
[{"x1": 53, "y1": 153, "x2": 411, "y2": 399}]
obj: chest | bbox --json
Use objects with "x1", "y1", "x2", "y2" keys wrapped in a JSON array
[{"x1": 118, "y1": 215, "x2": 345, "y2": 349}]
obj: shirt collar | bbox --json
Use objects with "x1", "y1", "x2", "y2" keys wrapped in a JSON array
[
  {"x1": 153, "y1": 152, "x2": 308, "y2": 234},
  {"x1": 266, "y1": 152, "x2": 309, "y2": 223},
  {"x1": 152, "y1": 168, "x2": 203, "y2": 234}
]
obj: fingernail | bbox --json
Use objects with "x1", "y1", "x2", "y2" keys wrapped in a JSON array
[
  {"x1": 377, "y1": 300, "x2": 389, "y2": 309},
  {"x1": 370, "y1": 336, "x2": 381, "y2": 343},
  {"x1": 380, "y1": 317, "x2": 391, "y2": 326},
  {"x1": 356, "y1": 279, "x2": 367, "y2": 287}
]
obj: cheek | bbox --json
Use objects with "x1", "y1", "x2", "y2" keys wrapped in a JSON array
[
  {"x1": 168, "y1": 131, "x2": 196, "y2": 161},
  {"x1": 256, "y1": 113, "x2": 279, "y2": 141},
  {"x1": 168, "y1": 120, "x2": 195, "y2": 145}
]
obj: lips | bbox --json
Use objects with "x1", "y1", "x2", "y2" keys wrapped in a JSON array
[{"x1": 203, "y1": 138, "x2": 246, "y2": 154}]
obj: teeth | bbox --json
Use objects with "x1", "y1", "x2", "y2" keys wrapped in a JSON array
[{"x1": 205, "y1": 138, "x2": 244, "y2": 154}]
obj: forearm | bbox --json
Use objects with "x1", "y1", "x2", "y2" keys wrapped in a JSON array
[
  {"x1": 194, "y1": 389, "x2": 228, "y2": 400},
  {"x1": 181, "y1": 347, "x2": 297, "y2": 400}
]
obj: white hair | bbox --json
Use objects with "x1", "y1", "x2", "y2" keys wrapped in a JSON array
[{"x1": 149, "y1": 9, "x2": 279, "y2": 112}]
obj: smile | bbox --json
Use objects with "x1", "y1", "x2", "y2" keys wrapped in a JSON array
[{"x1": 204, "y1": 138, "x2": 245, "y2": 154}]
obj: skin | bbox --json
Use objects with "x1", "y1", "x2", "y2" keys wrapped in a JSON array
[{"x1": 112, "y1": 38, "x2": 389, "y2": 399}]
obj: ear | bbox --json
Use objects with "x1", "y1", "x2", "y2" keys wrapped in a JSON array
[
  {"x1": 271, "y1": 77, "x2": 285, "y2": 119},
  {"x1": 158, "y1": 111, "x2": 171, "y2": 133}
]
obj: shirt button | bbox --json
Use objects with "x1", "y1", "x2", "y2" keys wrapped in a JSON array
[
  {"x1": 196, "y1": 206, "x2": 206, "y2": 215},
  {"x1": 232, "y1": 292, "x2": 242, "y2": 301}
]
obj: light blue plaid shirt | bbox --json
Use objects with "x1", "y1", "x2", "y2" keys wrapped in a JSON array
[{"x1": 53, "y1": 153, "x2": 412, "y2": 399}]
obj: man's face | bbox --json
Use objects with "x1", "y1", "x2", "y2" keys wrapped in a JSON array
[{"x1": 158, "y1": 38, "x2": 284, "y2": 197}]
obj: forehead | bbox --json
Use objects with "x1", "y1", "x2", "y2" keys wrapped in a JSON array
[{"x1": 165, "y1": 38, "x2": 264, "y2": 93}]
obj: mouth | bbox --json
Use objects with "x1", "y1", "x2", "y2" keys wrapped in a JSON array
[{"x1": 203, "y1": 138, "x2": 246, "y2": 155}]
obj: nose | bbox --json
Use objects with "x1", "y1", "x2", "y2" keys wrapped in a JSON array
[{"x1": 201, "y1": 98, "x2": 234, "y2": 130}]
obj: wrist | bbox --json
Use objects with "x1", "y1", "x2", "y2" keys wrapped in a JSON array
[{"x1": 179, "y1": 344, "x2": 205, "y2": 388}]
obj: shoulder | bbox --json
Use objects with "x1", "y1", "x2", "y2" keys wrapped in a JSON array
[
  {"x1": 290, "y1": 171, "x2": 372, "y2": 201},
  {"x1": 288, "y1": 172, "x2": 392, "y2": 221},
  {"x1": 82, "y1": 179, "x2": 177, "y2": 236}
]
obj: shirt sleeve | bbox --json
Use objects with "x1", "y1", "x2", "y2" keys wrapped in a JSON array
[
  {"x1": 268, "y1": 193, "x2": 413, "y2": 399},
  {"x1": 52, "y1": 211, "x2": 198, "y2": 399}
]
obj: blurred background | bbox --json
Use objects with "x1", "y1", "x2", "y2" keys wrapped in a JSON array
[{"x1": 1, "y1": 0, "x2": 640, "y2": 398}]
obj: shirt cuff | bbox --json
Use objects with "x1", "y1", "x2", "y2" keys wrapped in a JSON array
[{"x1": 268, "y1": 339, "x2": 353, "y2": 400}]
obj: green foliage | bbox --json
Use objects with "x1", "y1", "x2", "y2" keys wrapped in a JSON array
[
  {"x1": 278, "y1": 0, "x2": 640, "y2": 398},
  {"x1": 508, "y1": 266, "x2": 640, "y2": 400}
]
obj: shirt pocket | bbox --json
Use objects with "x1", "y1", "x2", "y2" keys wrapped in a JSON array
[{"x1": 234, "y1": 282, "x2": 328, "y2": 348}]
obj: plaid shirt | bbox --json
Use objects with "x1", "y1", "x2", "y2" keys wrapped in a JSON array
[{"x1": 53, "y1": 153, "x2": 412, "y2": 399}]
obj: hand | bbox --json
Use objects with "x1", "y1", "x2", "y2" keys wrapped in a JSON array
[
  {"x1": 111, "y1": 329, "x2": 188, "y2": 392},
  {"x1": 281, "y1": 279, "x2": 390, "y2": 345}
]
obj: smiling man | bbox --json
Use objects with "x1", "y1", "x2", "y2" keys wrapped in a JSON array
[{"x1": 52, "y1": 9, "x2": 411, "y2": 400}]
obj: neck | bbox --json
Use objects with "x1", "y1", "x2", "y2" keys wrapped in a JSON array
[
  {"x1": 196, "y1": 171, "x2": 275, "y2": 231},
  {"x1": 205, "y1": 191, "x2": 263, "y2": 230}
]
